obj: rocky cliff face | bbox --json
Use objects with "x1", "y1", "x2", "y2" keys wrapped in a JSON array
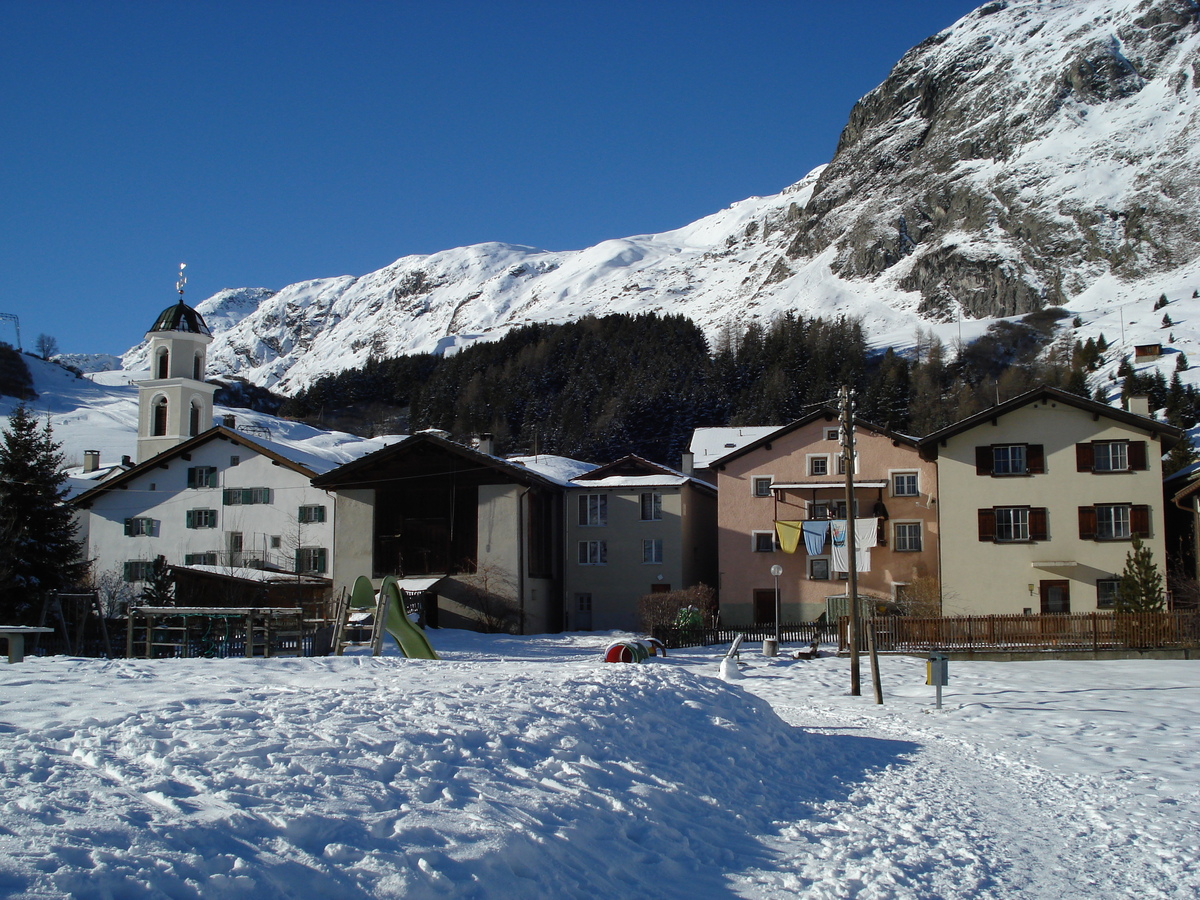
[
  {"x1": 122, "y1": 0, "x2": 1200, "y2": 394},
  {"x1": 786, "y1": 0, "x2": 1200, "y2": 320}
]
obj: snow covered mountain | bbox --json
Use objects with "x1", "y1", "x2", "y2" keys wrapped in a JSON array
[{"x1": 121, "y1": 0, "x2": 1200, "y2": 396}]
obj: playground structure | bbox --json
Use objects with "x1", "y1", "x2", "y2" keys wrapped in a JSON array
[
  {"x1": 603, "y1": 637, "x2": 665, "y2": 663},
  {"x1": 335, "y1": 575, "x2": 440, "y2": 659}
]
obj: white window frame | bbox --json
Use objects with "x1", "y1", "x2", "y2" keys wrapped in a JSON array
[
  {"x1": 825, "y1": 427, "x2": 840, "y2": 442},
  {"x1": 752, "y1": 476, "x2": 773, "y2": 498},
  {"x1": 1094, "y1": 441, "x2": 1130, "y2": 472},
  {"x1": 1096, "y1": 578, "x2": 1120, "y2": 609},
  {"x1": 993, "y1": 444, "x2": 1028, "y2": 476},
  {"x1": 995, "y1": 507, "x2": 1029, "y2": 542},
  {"x1": 642, "y1": 539, "x2": 663, "y2": 564},
  {"x1": 1096, "y1": 504, "x2": 1132, "y2": 540},
  {"x1": 807, "y1": 454, "x2": 830, "y2": 477},
  {"x1": 578, "y1": 494, "x2": 607, "y2": 527},
  {"x1": 186, "y1": 465, "x2": 217, "y2": 489},
  {"x1": 891, "y1": 471, "x2": 919, "y2": 497},
  {"x1": 185, "y1": 508, "x2": 218, "y2": 529},
  {"x1": 752, "y1": 531, "x2": 776, "y2": 553},
  {"x1": 578, "y1": 540, "x2": 607, "y2": 565},
  {"x1": 123, "y1": 559, "x2": 154, "y2": 582},
  {"x1": 184, "y1": 552, "x2": 218, "y2": 566},
  {"x1": 298, "y1": 504, "x2": 327, "y2": 524},
  {"x1": 640, "y1": 492, "x2": 663, "y2": 521},
  {"x1": 125, "y1": 517, "x2": 155, "y2": 537},
  {"x1": 296, "y1": 546, "x2": 328, "y2": 574},
  {"x1": 894, "y1": 521, "x2": 922, "y2": 552}
]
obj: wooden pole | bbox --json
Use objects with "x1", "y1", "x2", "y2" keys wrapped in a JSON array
[{"x1": 840, "y1": 387, "x2": 860, "y2": 696}]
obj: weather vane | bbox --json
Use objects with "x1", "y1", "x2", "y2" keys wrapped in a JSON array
[{"x1": 177, "y1": 263, "x2": 187, "y2": 300}]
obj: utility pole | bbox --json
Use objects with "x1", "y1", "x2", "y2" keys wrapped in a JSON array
[{"x1": 839, "y1": 386, "x2": 861, "y2": 696}]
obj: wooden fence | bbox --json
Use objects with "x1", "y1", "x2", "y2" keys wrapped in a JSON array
[
  {"x1": 652, "y1": 622, "x2": 838, "y2": 650},
  {"x1": 838, "y1": 612, "x2": 1200, "y2": 653}
]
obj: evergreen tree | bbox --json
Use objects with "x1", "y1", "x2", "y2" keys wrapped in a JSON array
[
  {"x1": 0, "y1": 406, "x2": 86, "y2": 623},
  {"x1": 1177, "y1": 352, "x2": 1189, "y2": 372},
  {"x1": 140, "y1": 555, "x2": 174, "y2": 606},
  {"x1": 1117, "y1": 537, "x2": 1165, "y2": 612}
]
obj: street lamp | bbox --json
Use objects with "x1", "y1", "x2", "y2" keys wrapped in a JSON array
[{"x1": 770, "y1": 564, "x2": 783, "y2": 642}]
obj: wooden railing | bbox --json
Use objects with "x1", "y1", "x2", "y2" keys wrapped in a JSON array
[
  {"x1": 652, "y1": 622, "x2": 838, "y2": 650},
  {"x1": 839, "y1": 612, "x2": 1200, "y2": 653}
]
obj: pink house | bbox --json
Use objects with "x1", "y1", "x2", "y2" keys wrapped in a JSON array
[{"x1": 709, "y1": 408, "x2": 939, "y2": 626}]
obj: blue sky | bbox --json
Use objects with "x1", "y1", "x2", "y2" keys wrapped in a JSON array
[{"x1": 1, "y1": 1, "x2": 982, "y2": 357}]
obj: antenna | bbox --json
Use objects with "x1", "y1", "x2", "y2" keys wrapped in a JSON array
[
  {"x1": 0, "y1": 312, "x2": 21, "y2": 350},
  {"x1": 176, "y1": 263, "x2": 187, "y2": 301}
]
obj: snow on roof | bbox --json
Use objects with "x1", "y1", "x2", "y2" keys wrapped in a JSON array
[
  {"x1": 506, "y1": 454, "x2": 597, "y2": 486},
  {"x1": 571, "y1": 474, "x2": 693, "y2": 489},
  {"x1": 689, "y1": 426, "x2": 779, "y2": 466}
]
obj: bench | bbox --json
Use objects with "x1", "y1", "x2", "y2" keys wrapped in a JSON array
[{"x1": 0, "y1": 626, "x2": 55, "y2": 663}]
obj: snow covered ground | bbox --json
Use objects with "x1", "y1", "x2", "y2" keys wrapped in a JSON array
[{"x1": 1, "y1": 632, "x2": 1196, "y2": 899}]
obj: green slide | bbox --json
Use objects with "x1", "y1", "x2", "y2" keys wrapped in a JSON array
[
  {"x1": 349, "y1": 575, "x2": 377, "y2": 611},
  {"x1": 380, "y1": 578, "x2": 440, "y2": 659}
]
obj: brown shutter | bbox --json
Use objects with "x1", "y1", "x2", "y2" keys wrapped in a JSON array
[
  {"x1": 1029, "y1": 507, "x2": 1048, "y2": 541},
  {"x1": 976, "y1": 446, "x2": 993, "y2": 476},
  {"x1": 1128, "y1": 441, "x2": 1148, "y2": 471},
  {"x1": 1078, "y1": 506, "x2": 1097, "y2": 540},
  {"x1": 1026, "y1": 444, "x2": 1045, "y2": 474},
  {"x1": 978, "y1": 508, "x2": 996, "y2": 541},
  {"x1": 1131, "y1": 504, "x2": 1151, "y2": 538},
  {"x1": 1076, "y1": 442, "x2": 1094, "y2": 472}
]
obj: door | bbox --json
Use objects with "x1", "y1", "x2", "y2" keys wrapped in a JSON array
[
  {"x1": 753, "y1": 589, "x2": 776, "y2": 625},
  {"x1": 1039, "y1": 580, "x2": 1070, "y2": 614}
]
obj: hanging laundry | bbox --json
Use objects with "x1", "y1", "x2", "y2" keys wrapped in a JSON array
[
  {"x1": 775, "y1": 521, "x2": 803, "y2": 554},
  {"x1": 801, "y1": 520, "x2": 830, "y2": 556},
  {"x1": 830, "y1": 520, "x2": 850, "y2": 572}
]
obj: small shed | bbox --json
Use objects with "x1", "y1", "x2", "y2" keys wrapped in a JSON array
[
  {"x1": 1134, "y1": 343, "x2": 1163, "y2": 362},
  {"x1": 171, "y1": 565, "x2": 333, "y2": 621}
]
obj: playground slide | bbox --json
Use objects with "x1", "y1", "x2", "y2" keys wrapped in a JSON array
[
  {"x1": 349, "y1": 575, "x2": 377, "y2": 610},
  {"x1": 380, "y1": 579, "x2": 440, "y2": 660}
]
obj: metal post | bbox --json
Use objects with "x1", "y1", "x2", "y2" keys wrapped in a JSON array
[{"x1": 771, "y1": 564, "x2": 782, "y2": 642}]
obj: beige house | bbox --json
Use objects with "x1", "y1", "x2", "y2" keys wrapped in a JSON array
[
  {"x1": 564, "y1": 456, "x2": 717, "y2": 631},
  {"x1": 709, "y1": 409, "x2": 939, "y2": 626},
  {"x1": 919, "y1": 387, "x2": 1181, "y2": 615}
]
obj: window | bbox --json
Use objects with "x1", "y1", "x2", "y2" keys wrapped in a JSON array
[
  {"x1": 577, "y1": 593, "x2": 592, "y2": 612},
  {"x1": 1077, "y1": 440, "x2": 1146, "y2": 473},
  {"x1": 1094, "y1": 441, "x2": 1129, "y2": 472},
  {"x1": 979, "y1": 507, "x2": 1048, "y2": 542},
  {"x1": 188, "y1": 402, "x2": 201, "y2": 437},
  {"x1": 1096, "y1": 579, "x2": 1120, "y2": 609},
  {"x1": 156, "y1": 349, "x2": 169, "y2": 379},
  {"x1": 123, "y1": 560, "x2": 154, "y2": 582},
  {"x1": 578, "y1": 494, "x2": 607, "y2": 526},
  {"x1": 976, "y1": 444, "x2": 1044, "y2": 476},
  {"x1": 640, "y1": 492, "x2": 662, "y2": 521},
  {"x1": 825, "y1": 428, "x2": 840, "y2": 441},
  {"x1": 184, "y1": 552, "x2": 218, "y2": 566},
  {"x1": 995, "y1": 508, "x2": 1029, "y2": 542},
  {"x1": 809, "y1": 558, "x2": 830, "y2": 580},
  {"x1": 152, "y1": 397, "x2": 168, "y2": 436},
  {"x1": 892, "y1": 472, "x2": 919, "y2": 497},
  {"x1": 642, "y1": 539, "x2": 663, "y2": 564},
  {"x1": 1096, "y1": 504, "x2": 1131, "y2": 540},
  {"x1": 193, "y1": 353, "x2": 203, "y2": 380},
  {"x1": 894, "y1": 522, "x2": 922, "y2": 552},
  {"x1": 230, "y1": 455, "x2": 240, "y2": 467},
  {"x1": 752, "y1": 476, "x2": 773, "y2": 498},
  {"x1": 185, "y1": 509, "x2": 217, "y2": 529},
  {"x1": 186, "y1": 466, "x2": 217, "y2": 488},
  {"x1": 124, "y1": 517, "x2": 155, "y2": 537},
  {"x1": 578, "y1": 540, "x2": 607, "y2": 565},
  {"x1": 808, "y1": 455, "x2": 829, "y2": 477},
  {"x1": 837, "y1": 454, "x2": 856, "y2": 475},
  {"x1": 1079, "y1": 504, "x2": 1149, "y2": 541},
  {"x1": 223, "y1": 487, "x2": 271, "y2": 505},
  {"x1": 753, "y1": 531, "x2": 776, "y2": 552},
  {"x1": 298, "y1": 504, "x2": 327, "y2": 524},
  {"x1": 993, "y1": 445, "x2": 1027, "y2": 475},
  {"x1": 810, "y1": 502, "x2": 831, "y2": 520},
  {"x1": 295, "y1": 547, "x2": 328, "y2": 574},
  {"x1": 270, "y1": 535, "x2": 282, "y2": 549}
]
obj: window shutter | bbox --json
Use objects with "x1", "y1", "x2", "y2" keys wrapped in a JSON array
[
  {"x1": 295, "y1": 549, "x2": 303, "y2": 572},
  {"x1": 975, "y1": 446, "x2": 993, "y2": 476},
  {"x1": 206, "y1": 468, "x2": 216, "y2": 488},
  {"x1": 1131, "y1": 505, "x2": 1151, "y2": 538},
  {"x1": 1027, "y1": 444, "x2": 1045, "y2": 474},
  {"x1": 186, "y1": 510, "x2": 194, "y2": 528},
  {"x1": 223, "y1": 488, "x2": 233, "y2": 506},
  {"x1": 977, "y1": 509, "x2": 996, "y2": 541},
  {"x1": 1128, "y1": 441, "x2": 1148, "y2": 471},
  {"x1": 1078, "y1": 506, "x2": 1097, "y2": 540},
  {"x1": 187, "y1": 468, "x2": 197, "y2": 488},
  {"x1": 1029, "y1": 507, "x2": 1048, "y2": 541},
  {"x1": 1076, "y1": 442, "x2": 1094, "y2": 472},
  {"x1": 124, "y1": 518, "x2": 133, "y2": 536},
  {"x1": 316, "y1": 548, "x2": 328, "y2": 574}
]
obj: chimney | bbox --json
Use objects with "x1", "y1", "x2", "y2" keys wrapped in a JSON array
[
  {"x1": 223, "y1": 414, "x2": 236, "y2": 429},
  {"x1": 477, "y1": 433, "x2": 494, "y2": 456},
  {"x1": 680, "y1": 451, "x2": 695, "y2": 476},
  {"x1": 83, "y1": 450, "x2": 100, "y2": 473},
  {"x1": 121, "y1": 455, "x2": 132, "y2": 467},
  {"x1": 1126, "y1": 395, "x2": 1150, "y2": 417}
]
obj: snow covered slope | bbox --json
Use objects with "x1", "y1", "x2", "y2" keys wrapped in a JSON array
[{"x1": 115, "y1": 0, "x2": 1200, "y2": 397}]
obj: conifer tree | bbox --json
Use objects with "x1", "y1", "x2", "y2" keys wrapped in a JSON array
[
  {"x1": 0, "y1": 406, "x2": 86, "y2": 623},
  {"x1": 1117, "y1": 536, "x2": 1165, "y2": 613}
]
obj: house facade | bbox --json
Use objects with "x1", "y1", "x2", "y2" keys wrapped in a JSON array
[
  {"x1": 74, "y1": 426, "x2": 336, "y2": 589},
  {"x1": 920, "y1": 387, "x2": 1181, "y2": 615},
  {"x1": 710, "y1": 409, "x2": 939, "y2": 626},
  {"x1": 564, "y1": 456, "x2": 717, "y2": 631}
]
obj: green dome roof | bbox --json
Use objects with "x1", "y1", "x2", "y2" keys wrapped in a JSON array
[{"x1": 149, "y1": 301, "x2": 211, "y2": 336}]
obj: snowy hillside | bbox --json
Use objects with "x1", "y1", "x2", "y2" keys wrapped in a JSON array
[
  {"x1": 108, "y1": 0, "x2": 1200, "y2": 400},
  {"x1": 1, "y1": 631, "x2": 1196, "y2": 898}
]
